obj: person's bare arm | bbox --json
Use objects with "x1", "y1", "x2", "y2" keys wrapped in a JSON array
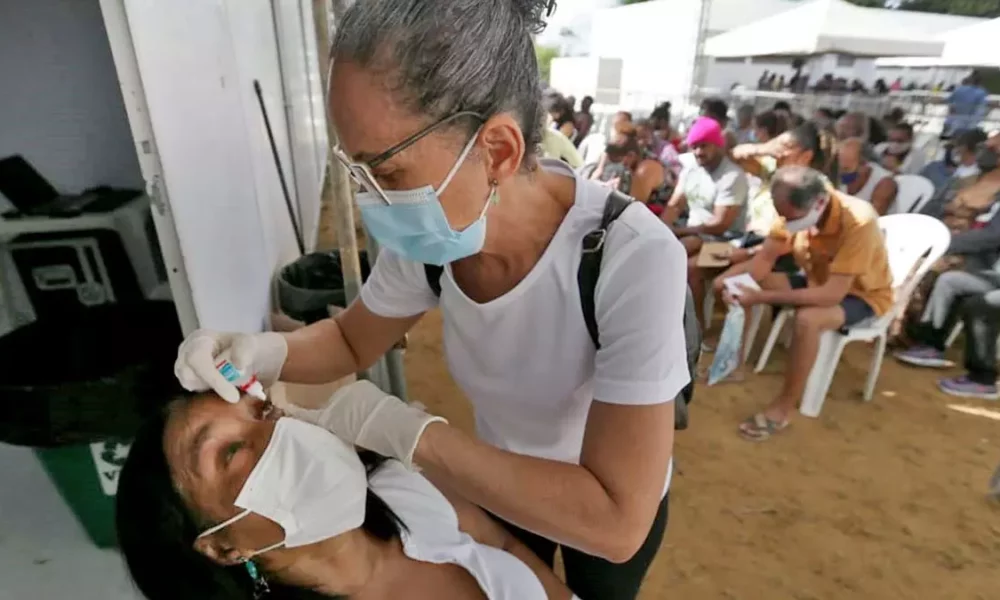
[
  {"x1": 433, "y1": 480, "x2": 573, "y2": 600},
  {"x1": 870, "y1": 178, "x2": 898, "y2": 215},
  {"x1": 674, "y1": 204, "x2": 743, "y2": 237},
  {"x1": 630, "y1": 160, "x2": 665, "y2": 203},
  {"x1": 660, "y1": 178, "x2": 687, "y2": 225},
  {"x1": 731, "y1": 134, "x2": 793, "y2": 177},
  {"x1": 414, "y1": 399, "x2": 672, "y2": 564},
  {"x1": 757, "y1": 273, "x2": 854, "y2": 307},
  {"x1": 280, "y1": 300, "x2": 422, "y2": 384}
]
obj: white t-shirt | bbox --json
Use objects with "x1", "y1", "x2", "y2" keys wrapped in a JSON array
[
  {"x1": 678, "y1": 156, "x2": 749, "y2": 237},
  {"x1": 361, "y1": 159, "x2": 689, "y2": 494},
  {"x1": 371, "y1": 461, "x2": 559, "y2": 600},
  {"x1": 838, "y1": 161, "x2": 893, "y2": 204}
]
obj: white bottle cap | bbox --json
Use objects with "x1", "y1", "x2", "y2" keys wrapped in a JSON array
[{"x1": 246, "y1": 381, "x2": 267, "y2": 402}]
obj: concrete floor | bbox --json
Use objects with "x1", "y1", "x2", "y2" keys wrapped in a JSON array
[{"x1": 0, "y1": 443, "x2": 142, "y2": 600}]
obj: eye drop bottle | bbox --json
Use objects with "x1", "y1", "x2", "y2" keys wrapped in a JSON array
[{"x1": 216, "y1": 359, "x2": 267, "y2": 402}]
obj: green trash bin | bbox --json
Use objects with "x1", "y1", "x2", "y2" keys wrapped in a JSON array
[
  {"x1": 34, "y1": 441, "x2": 132, "y2": 548},
  {"x1": 0, "y1": 301, "x2": 181, "y2": 548}
]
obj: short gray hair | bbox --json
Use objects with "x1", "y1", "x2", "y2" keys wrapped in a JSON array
[
  {"x1": 772, "y1": 165, "x2": 828, "y2": 210},
  {"x1": 332, "y1": 0, "x2": 552, "y2": 160}
]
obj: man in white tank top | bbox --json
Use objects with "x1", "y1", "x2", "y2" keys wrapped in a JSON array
[{"x1": 837, "y1": 138, "x2": 898, "y2": 214}]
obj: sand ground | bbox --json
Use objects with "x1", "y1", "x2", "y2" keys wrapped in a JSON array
[
  {"x1": 404, "y1": 310, "x2": 1000, "y2": 600},
  {"x1": 315, "y1": 196, "x2": 1000, "y2": 600}
]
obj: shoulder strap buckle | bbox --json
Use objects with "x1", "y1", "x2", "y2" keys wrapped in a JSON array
[{"x1": 582, "y1": 230, "x2": 606, "y2": 254}]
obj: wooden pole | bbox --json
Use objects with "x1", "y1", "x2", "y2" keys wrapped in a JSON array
[
  {"x1": 312, "y1": 0, "x2": 362, "y2": 306},
  {"x1": 312, "y1": 0, "x2": 393, "y2": 390}
]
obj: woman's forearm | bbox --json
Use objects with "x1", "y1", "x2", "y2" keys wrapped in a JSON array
[
  {"x1": 414, "y1": 424, "x2": 644, "y2": 563},
  {"x1": 280, "y1": 318, "x2": 360, "y2": 384}
]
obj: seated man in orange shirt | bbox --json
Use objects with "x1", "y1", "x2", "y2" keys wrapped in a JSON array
[{"x1": 713, "y1": 166, "x2": 894, "y2": 440}]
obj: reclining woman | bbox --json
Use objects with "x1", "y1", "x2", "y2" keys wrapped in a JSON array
[{"x1": 115, "y1": 384, "x2": 574, "y2": 600}]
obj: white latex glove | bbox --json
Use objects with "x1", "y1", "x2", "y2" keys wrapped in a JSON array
[
  {"x1": 174, "y1": 330, "x2": 289, "y2": 403},
  {"x1": 286, "y1": 380, "x2": 446, "y2": 469}
]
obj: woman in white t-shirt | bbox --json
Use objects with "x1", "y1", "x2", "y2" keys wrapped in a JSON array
[{"x1": 173, "y1": 1, "x2": 688, "y2": 598}]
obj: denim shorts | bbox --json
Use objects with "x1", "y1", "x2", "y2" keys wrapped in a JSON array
[{"x1": 788, "y1": 274, "x2": 875, "y2": 327}]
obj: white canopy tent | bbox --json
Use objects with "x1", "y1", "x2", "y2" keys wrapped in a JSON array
[
  {"x1": 877, "y1": 17, "x2": 1000, "y2": 69},
  {"x1": 705, "y1": 0, "x2": 945, "y2": 59}
]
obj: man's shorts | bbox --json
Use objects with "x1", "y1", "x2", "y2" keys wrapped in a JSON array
[{"x1": 788, "y1": 274, "x2": 875, "y2": 328}]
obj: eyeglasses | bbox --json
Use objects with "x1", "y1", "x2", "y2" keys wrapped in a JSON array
[{"x1": 332, "y1": 111, "x2": 485, "y2": 205}]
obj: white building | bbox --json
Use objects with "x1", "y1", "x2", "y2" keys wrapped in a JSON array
[{"x1": 548, "y1": 0, "x2": 986, "y2": 113}]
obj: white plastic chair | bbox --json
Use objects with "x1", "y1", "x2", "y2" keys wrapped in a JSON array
[
  {"x1": 577, "y1": 133, "x2": 607, "y2": 167},
  {"x1": 892, "y1": 174, "x2": 935, "y2": 214},
  {"x1": 753, "y1": 214, "x2": 951, "y2": 417}
]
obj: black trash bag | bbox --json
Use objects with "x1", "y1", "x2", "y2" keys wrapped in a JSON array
[
  {"x1": 0, "y1": 301, "x2": 182, "y2": 447},
  {"x1": 277, "y1": 250, "x2": 371, "y2": 324}
]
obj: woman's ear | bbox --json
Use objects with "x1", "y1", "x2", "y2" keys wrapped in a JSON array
[
  {"x1": 480, "y1": 114, "x2": 526, "y2": 182},
  {"x1": 193, "y1": 535, "x2": 246, "y2": 566}
]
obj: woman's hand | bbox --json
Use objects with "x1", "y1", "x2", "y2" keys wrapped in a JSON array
[
  {"x1": 293, "y1": 380, "x2": 447, "y2": 469},
  {"x1": 174, "y1": 330, "x2": 288, "y2": 403}
]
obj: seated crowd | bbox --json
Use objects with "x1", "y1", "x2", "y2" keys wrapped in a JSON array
[{"x1": 541, "y1": 89, "x2": 1000, "y2": 431}]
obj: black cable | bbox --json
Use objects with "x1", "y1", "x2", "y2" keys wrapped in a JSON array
[{"x1": 253, "y1": 79, "x2": 305, "y2": 255}]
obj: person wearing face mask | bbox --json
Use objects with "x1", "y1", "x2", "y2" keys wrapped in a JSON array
[
  {"x1": 589, "y1": 123, "x2": 669, "y2": 211},
  {"x1": 879, "y1": 122, "x2": 925, "y2": 176},
  {"x1": 172, "y1": 1, "x2": 690, "y2": 598},
  {"x1": 921, "y1": 128, "x2": 987, "y2": 192},
  {"x1": 690, "y1": 123, "x2": 830, "y2": 335},
  {"x1": 837, "y1": 138, "x2": 898, "y2": 215},
  {"x1": 116, "y1": 386, "x2": 576, "y2": 600},
  {"x1": 899, "y1": 133, "x2": 1000, "y2": 328},
  {"x1": 711, "y1": 166, "x2": 893, "y2": 439}
]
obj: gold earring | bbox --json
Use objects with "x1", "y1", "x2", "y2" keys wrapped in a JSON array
[{"x1": 489, "y1": 179, "x2": 500, "y2": 205}]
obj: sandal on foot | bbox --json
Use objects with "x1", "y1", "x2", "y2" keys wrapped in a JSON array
[{"x1": 739, "y1": 413, "x2": 789, "y2": 441}]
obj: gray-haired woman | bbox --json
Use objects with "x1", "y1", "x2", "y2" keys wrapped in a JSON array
[{"x1": 174, "y1": 1, "x2": 689, "y2": 597}]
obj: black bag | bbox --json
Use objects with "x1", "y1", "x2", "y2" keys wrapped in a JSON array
[{"x1": 425, "y1": 190, "x2": 700, "y2": 430}]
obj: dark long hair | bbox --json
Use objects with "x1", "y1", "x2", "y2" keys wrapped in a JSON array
[
  {"x1": 788, "y1": 121, "x2": 835, "y2": 177},
  {"x1": 115, "y1": 403, "x2": 406, "y2": 600}
]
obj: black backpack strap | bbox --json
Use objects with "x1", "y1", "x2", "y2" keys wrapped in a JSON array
[
  {"x1": 425, "y1": 264, "x2": 444, "y2": 298},
  {"x1": 579, "y1": 190, "x2": 635, "y2": 349}
]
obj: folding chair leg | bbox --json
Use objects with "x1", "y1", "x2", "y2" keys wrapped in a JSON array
[
  {"x1": 754, "y1": 309, "x2": 790, "y2": 373},
  {"x1": 864, "y1": 333, "x2": 888, "y2": 401},
  {"x1": 743, "y1": 305, "x2": 765, "y2": 364},
  {"x1": 800, "y1": 333, "x2": 845, "y2": 418},
  {"x1": 945, "y1": 323, "x2": 963, "y2": 349},
  {"x1": 703, "y1": 293, "x2": 715, "y2": 330}
]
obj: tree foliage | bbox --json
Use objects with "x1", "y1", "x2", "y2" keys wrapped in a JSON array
[
  {"x1": 846, "y1": 0, "x2": 1000, "y2": 17},
  {"x1": 535, "y1": 45, "x2": 560, "y2": 84}
]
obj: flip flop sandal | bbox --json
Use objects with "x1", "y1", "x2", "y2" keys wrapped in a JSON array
[
  {"x1": 701, "y1": 341, "x2": 716, "y2": 354},
  {"x1": 739, "y1": 413, "x2": 789, "y2": 441}
]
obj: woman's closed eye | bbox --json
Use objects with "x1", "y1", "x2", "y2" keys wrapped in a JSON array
[{"x1": 223, "y1": 441, "x2": 245, "y2": 466}]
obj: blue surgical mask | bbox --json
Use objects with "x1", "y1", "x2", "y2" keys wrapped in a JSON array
[
  {"x1": 839, "y1": 171, "x2": 859, "y2": 186},
  {"x1": 356, "y1": 129, "x2": 493, "y2": 266}
]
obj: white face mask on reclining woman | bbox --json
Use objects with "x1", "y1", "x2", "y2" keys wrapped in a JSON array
[{"x1": 197, "y1": 418, "x2": 368, "y2": 559}]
